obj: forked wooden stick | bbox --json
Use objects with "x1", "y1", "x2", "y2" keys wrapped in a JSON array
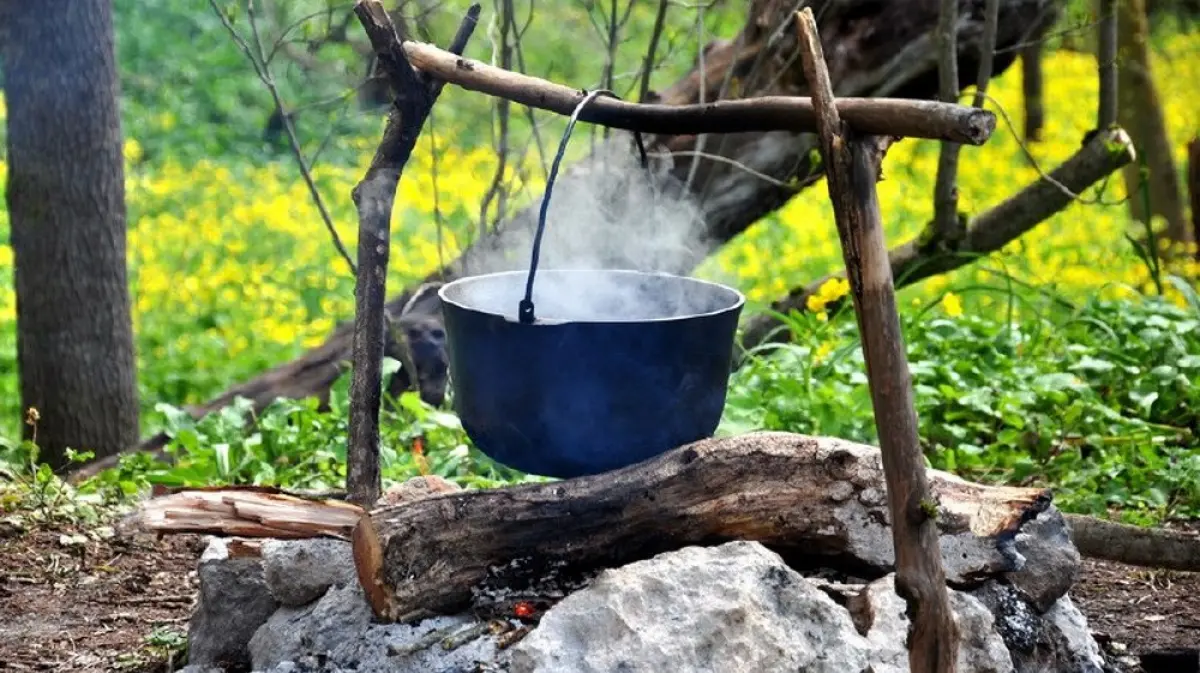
[
  {"x1": 793, "y1": 8, "x2": 960, "y2": 671},
  {"x1": 345, "y1": 1, "x2": 480, "y2": 507}
]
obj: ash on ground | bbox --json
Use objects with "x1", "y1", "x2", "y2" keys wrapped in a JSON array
[{"x1": 469, "y1": 554, "x2": 601, "y2": 623}]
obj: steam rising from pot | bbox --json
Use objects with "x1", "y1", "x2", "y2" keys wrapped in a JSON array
[{"x1": 453, "y1": 140, "x2": 734, "y2": 322}]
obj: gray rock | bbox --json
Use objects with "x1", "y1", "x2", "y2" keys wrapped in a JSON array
[
  {"x1": 509, "y1": 540, "x2": 873, "y2": 673},
  {"x1": 262, "y1": 539, "x2": 357, "y2": 606},
  {"x1": 249, "y1": 584, "x2": 374, "y2": 670},
  {"x1": 851, "y1": 574, "x2": 1014, "y2": 673},
  {"x1": 249, "y1": 582, "x2": 508, "y2": 673},
  {"x1": 177, "y1": 666, "x2": 225, "y2": 673},
  {"x1": 1043, "y1": 595, "x2": 1107, "y2": 673},
  {"x1": 1005, "y1": 509, "x2": 1081, "y2": 612},
  {"x1": 187, "y1": 537, "x2": 279, "y2": 669},
  {"x1": 970, "y1": 581, "x2": 1110, "y2": 673}
]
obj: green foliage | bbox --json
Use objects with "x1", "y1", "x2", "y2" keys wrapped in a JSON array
[
  {"x1": 722, "y1": 284, "x2": 1200, "y2": 523},
  {"x1": 91, "y1": 359, "x2": 545, "y2": 495},
  {"x1": 0, "y1": 439, "x2": 118, "y2": 529}
]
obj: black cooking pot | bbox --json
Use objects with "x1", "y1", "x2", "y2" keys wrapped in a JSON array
[
  {"x1": 437, "y1": 89, "x2": 745, "y2": 479},
  {"x1": 439, "y1": 269, "x2": 743, "y2": 478}
]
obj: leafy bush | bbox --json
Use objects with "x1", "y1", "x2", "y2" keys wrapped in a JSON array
[
  {"x1": 84, "y1": 362, "x2": 544, "y2": 498},
  {"x1": 723, "y1": 280, "x2": 1200, "y2": 523}
]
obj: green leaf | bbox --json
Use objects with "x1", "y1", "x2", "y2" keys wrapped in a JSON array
[
  {"x1": 1032, "y1": 373, "x2": 1083, "y2": 391},
  {"x1": 1129, "y1": 390, "x2": 1159, "y2": 414},
  {"x1": 1071, "y1": 356, "x2": 1116, "y2": 373}
]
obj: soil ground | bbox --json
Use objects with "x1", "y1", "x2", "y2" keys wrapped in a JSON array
[{"x1": 0, "y1": 516, "x2": 1196, "y2": 672}]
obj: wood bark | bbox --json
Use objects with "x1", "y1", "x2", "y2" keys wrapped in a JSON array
[
  {"x1": 1098, "y1": 0, "x2": 1118, "y2": 128},
  {"x1": 344, "y1": 1, "x2": 481, "y2": 506},
  {"x1": 400, "y1": 43, "x2": 994, "y2": 144},
  {"x1": 795, "y1": 9, "x2": 959, "y2": 671},
  {"x1": 741, "y1": 127, "x2": 1138, "y2": 351},
  {"x1": 365, "y1": 433, "x2": 1062, "y2": 622},
  {"x1": 1019, "y1": 7, "x2": 1056, "y2": 143},
  {"x1": 1065, "y1": 514, "x2": 1200, "y2": 573},
  {"x1": 73, "y1": 0, "x2": 1058, "y2": 477},
  {"x1": 1116, "y1": 0, "x2": 1189, "y2": 243},
  {"x1": 3, "y1": 0, "x2": 140, "y2": 469},
  {"x1": 1190, "y1": 137, "x2": 1200, "y2": 257},
  {"x1": 1021, "y1": 41, "x2": 1045, "y2": 142},
  {"x1": 932, "y1": 0, "x2": 964, "y2": 247},
  {"x1": 130, "y1": 433, "x2": 1067, "y2": 623}
]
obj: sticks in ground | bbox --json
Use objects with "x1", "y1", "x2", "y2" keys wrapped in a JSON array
[
  {"x1": 794, "y1": 8, "x2": 960, "y2": 672},
  {"x1": 345, "y1": 0, "x2": 480, "y2": 507}
]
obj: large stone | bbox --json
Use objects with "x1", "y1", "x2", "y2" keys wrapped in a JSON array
[
  {"x1": 1043, "y1": 595, "x2": 1108, "y2": 673},
  {"x1": 187, "y1": 538, "x2": 279, "y2": 669},
  {"x1": 509, "y1": 541, "x2": 873, "y2": 673},
  {"x1": 849, "y1": 574, "x2": 1014, "y2": 673},
  {"x1": 249, "y1": 584, "x2": 374, "y2": 670},
  {"x1": 970, "y1": 581, "x2": 1111, "y2": 673},
  {"x1": 261, "y1": 539, "x2": 356, "y2": 607},
  {"x1": 249, "y1": 582, "x2": 508, "y2": 673},
  {"x1": 1005, "y1": 509, "x2": 1081, "y2": 611}
]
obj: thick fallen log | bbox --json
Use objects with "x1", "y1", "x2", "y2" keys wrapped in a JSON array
[
  {"x1": 73, "y1": 0, "x2": 1056, "y2": 479},
  {"x1": 130, "y1": 432, "x2": 1074, "y2": 622},
  {"x1": 1065, "y1": 514, "x2": 1200, "y2": 573}
]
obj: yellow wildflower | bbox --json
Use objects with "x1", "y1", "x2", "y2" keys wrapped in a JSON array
[
  {"x1": 806, "y1": 277, "x2": 851, "y2": 313},
  {"x1": 123, "y1": 138, "x2": 144, "y2": 165},
  {"x1": 941, "y1": 292, "x2": 964, "y2": 318},
  {"x1": 813, "y1": 340, "x2": 835, "y2": 363}
]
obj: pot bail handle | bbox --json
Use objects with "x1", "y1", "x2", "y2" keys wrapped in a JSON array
[{"x1": 518, "y1": 89, "x2": 651, "y2": 325}]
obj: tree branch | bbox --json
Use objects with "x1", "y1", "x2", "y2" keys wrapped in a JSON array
[
  {"x1": 972, "y1": 0, "x2": 1003, "y2": 108},
  {"x1": 638, "y1": 0, "x2": 670, "y2": 103},
  {"x1": 207, "y1": 0, "x2": 358, "y2": 277},
  {"x1": 740, "y1": 127, "x2": 1138, "y2": 352},
  {"x1": 345, "y1": 0, "x2": 480, "y2": 507},
  {"x1": 400, "y1": 41, "x2": 996, "y2": 144},
  {"x1": 931, "y1": 0, "x2": 964, "y2": 247}
]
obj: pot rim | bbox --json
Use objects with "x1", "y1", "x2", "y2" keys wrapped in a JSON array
[{"x1": 438, "y1": 268, "x2": 746, "y2": 325}]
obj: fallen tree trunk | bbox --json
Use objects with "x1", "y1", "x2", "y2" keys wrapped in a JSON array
[
  {"x1": 130, "y1": 433, "x2": 1200, "y2": 617},
  {"x1": 1065, "y1": 514, "x2": 1200, "y2": 573},
  {"x1": 74, "y1": 0, "x2": 1058, "y2": 478},
  {"x1": 133, "y1": 432, "x2": 1077, "y2": 622}
]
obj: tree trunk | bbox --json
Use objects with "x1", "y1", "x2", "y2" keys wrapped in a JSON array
[
  {"x1": 73, "y1": 0, "x2": 1057, "y2": 475},
  {"x1": 2, "y1": 0, "x2": 139, "y2": 469},
  {"x1": 1117, "y1": 0, "x2": 1189, "y2": 243},
  {"x1": 1020, "y1": 9, "x2": 1053, "y2": 144},
  {"x1": 1189, "y1": 137, "x2": 1200, "y2": 257}
]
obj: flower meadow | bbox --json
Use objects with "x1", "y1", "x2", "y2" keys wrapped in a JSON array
[{"x1": 1, "y1": 20, "x2": 1198, "y2": 519}]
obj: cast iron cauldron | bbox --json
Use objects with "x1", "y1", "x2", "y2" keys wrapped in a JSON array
[
  {"x1": 439, "y1": 268, "x2": 744, "y2": 479},
  {"x1": 437, "y1": 89, "x2": 745, "y2": 478}
]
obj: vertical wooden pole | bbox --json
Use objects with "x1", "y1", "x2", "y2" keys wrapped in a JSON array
[
  {"x1": 346, "y1": 1, "x2": 480, "y2": 507},
  {"x1": 794, "y1": 9, "x2": 960, "y2": 672}
]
